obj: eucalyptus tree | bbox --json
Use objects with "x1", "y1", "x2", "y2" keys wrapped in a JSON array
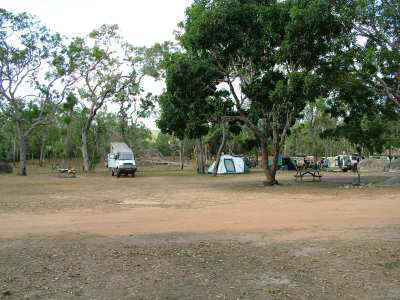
[
  {"x1": 175, "y1": 0, "x2": 348, "y2": 184},
  {"x1": 69, "y1": 25, "x2": 167, "y2": 171},
  {"x1": 67, "y1": 25, "x2": 134, "y2": 171},
  {"x1": 0, "y1": 9, "x2": 75, "y2": 175},
  {"x1": 111, "y1": 42, "x2": 168, "y2": 151}
]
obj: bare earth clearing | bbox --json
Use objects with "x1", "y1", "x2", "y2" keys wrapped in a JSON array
[{"x1": 0, "y1": 166, "x2": 399, "y2": 299}]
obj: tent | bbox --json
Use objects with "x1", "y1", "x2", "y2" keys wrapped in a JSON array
[
  {"x1": 208, "y1": 155, "x2": 247, "y2": 174},
  {"x1": 281, "y1": 157, "x2": 297, "y2": 171}
]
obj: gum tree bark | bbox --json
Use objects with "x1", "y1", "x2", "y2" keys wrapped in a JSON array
[{"x1": 81, "y1": 126, "x2": 90, "y2": 172}]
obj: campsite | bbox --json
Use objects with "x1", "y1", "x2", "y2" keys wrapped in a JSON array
[
  {"x1": 1, "y1": 163, "x2": 400, "y2": 299},
  {"x1": 1, "y1": 0, "x2": 400, "y2": 299}
]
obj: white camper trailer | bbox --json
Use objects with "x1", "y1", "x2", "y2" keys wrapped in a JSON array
[{"x1": 107, "y1": 142, "x2": 137, "y2": 177}]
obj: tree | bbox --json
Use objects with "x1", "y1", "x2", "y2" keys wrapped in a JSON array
[
  {"x1": 0, "y1": 9, "x2": 73, "y2": 175},
  {"x1": 321, "y1": 1, "x2": 400, "y2": 159},
  {"x1": 176, "y1": 0, "x2": 348, "y2": 184},
  {"x1": 284, "y1": 98, "x2": 352, "y2": 157},
  {"x1": 112, "y1": 43, "x2": 170, "y2": 153},
  {"x1": 157, "y1": 52, "x2": 233, "y2": 173},
  {"x1": 68, "y1": 25, "x2": 144, "y2": 172},
  {"x1": 350, "y1": 0, "x2": 400, "y2": 107}
]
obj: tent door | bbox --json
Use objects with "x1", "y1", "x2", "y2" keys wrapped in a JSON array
[{"x1": 224, "y1": 158, "x2": 236, "y2": 173}]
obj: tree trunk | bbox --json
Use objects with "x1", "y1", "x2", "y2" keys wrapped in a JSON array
[
  {"x1": 39, "y1": 134, "x2": 46, "y2": 167},
  {"x1": 12, "y1": 136, "x2": 16, "y2": 167},
  {"x1": 255, "y1": 148, "x2": 259, "y2": 167},
  {"x1": 91, "y1": 125, "x2": 101, "y2": 170},
  {"x1": 204, "y1": 144, "x2": 208, "y2": 166},
  {"x1": 179, "y1": 140, "x2": 184, "y2": 170},
  {"x1": 260, "y1": 136, "x2": 278, "y2": 185},
  {"x1": 195, "y1": 138, "x2": 205, "y2": 174},
  {"x1": 213, "y1": 124, "x2": 227, "y2": 176},
  {"x1": 81, "y1": 128, "x2": 90, "y2": 172},
  {"x1": 19, "y1": 134, "x2": 27, "y2": 176}
]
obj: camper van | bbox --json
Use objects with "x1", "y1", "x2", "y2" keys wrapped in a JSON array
[{"x1": 107, "y1": 142, "x2": 137, "y2": 177}]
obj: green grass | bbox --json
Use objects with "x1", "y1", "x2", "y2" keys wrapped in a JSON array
[{"x1": 383, "y1": 261, "x2": 400, "y2": 270}]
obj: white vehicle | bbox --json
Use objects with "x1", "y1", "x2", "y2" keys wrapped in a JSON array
[{"x1": 107, "y1": 142, "x2": 137, "y2": 177}]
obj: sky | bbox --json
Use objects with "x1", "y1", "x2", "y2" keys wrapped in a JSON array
[
  {"x1": 2, "y1": 0, "x2": 192, "y2": 129},
  {"x1": 2, "y1": 1, "x2": 191, "y2": 46}
]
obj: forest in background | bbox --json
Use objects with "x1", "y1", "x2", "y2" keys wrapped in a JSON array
[{"x1": 1, "y1": 0, "x2": 399, "y2": 180}]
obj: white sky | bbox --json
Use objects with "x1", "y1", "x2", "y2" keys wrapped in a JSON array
[
  {"x1": 2, "y1": 1, "x2": 190, "y2": 46},
  {"x1": 2, "y1": 0, "x2": 192, "y2": 129}
]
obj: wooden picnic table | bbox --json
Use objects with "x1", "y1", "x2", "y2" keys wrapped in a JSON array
[
  {"x1": 294, "y1": 163, "x2": 322, "y2": 182},
  {"x1": 57, "y1": 168, "x2": 77, "y2": 178}
]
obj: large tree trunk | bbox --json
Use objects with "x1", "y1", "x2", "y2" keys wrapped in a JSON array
[
  {"x1": 213, "y1": 124, "x2": 227, "y2": 176},
  {"x1": 81, "y1": 128, "x2": 90, "y2": 172},
  {"x1": 18, "y1": 134, "x2": 27, "y2": 176},
  {"x1": 260, "y1": 136, "x2": 279, "y2": 185},
  {"x1": 195, "y1": 138, "x2": 206, "y2": 174}
]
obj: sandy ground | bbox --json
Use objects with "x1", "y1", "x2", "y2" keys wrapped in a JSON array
[{"x1": 0, "y1": 166, "x2": 399, "y2": 299}]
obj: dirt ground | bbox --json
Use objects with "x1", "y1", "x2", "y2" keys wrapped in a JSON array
[{"x1": 0, "y1": 165, "x2": 400, "y2": 299}]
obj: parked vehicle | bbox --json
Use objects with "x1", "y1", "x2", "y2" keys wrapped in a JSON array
[
  {"x1": 335, "y1": 155, "x2": 356, "y2": 172},
  {"x1": 107, "y1": 142, "x2": 137, "y2": 177}
]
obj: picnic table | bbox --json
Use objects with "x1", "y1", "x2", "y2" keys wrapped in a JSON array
[
  {"x1": 57, "y1": 168, "x2": 77, "y2": 178},
  {"x1": 294, "y1": 163, "x2": 322, "y2": 182}
]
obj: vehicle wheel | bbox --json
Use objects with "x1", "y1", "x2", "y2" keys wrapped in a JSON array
[
  {"x1": 132, "y1": 172, "x2": 136, "y2": 178},
  {"x1": 111, "y1": 170, "x2": 114, "y2": 176},
  {"x1": 116, "y1": 171, "x2": 120, "y2": 178}
]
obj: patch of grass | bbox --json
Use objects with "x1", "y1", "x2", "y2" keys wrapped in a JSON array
[{"x1": 383, "y1": 260, "x2": 400, "y2": 270}]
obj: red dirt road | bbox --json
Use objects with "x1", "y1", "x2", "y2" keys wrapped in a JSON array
[{"x1": 1, "y1": 191, "x2": 399, "y2": 238}]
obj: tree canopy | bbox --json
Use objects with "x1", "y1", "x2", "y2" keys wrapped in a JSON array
[{"x1": 158, "y1": 0, "x2": 350, "y2": 184}]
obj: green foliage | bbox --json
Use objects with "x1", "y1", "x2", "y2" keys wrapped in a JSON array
[
  {"x1": 157, "y1": 52, "x2": 233, "y2": 140},
  {"x1": 0, "y1": 113, "x2": 11, "y2": 161},
  {"x1": 341, "y1": 0, "x2": 400, "y2": 106},
  {"x1": 204, "y1": 125, "x2": 258, "y2": 156},
  {"x1": 324, "y1": 66, "x2": 400, "y2": 155},
  {"x1": 169, "y1": 0, "x2": 349, "y2": 180},
  {"x1": 154, "y1": 133, "x2": 176, "y2": 157}
]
